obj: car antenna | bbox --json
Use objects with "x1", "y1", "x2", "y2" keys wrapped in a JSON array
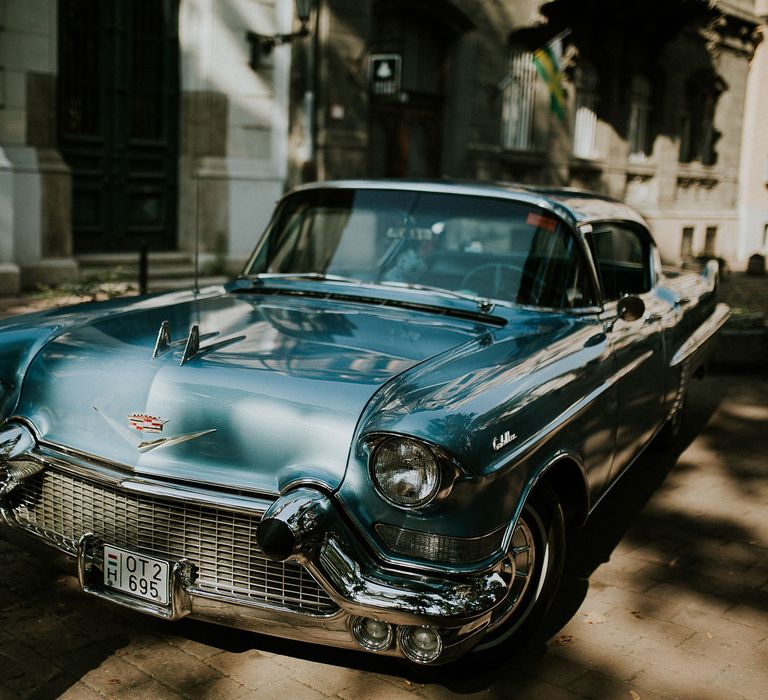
[{"x1": 193, "y1": 168, "x2": 200, "y2": 295}]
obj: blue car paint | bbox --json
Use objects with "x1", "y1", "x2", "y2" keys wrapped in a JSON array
[{"x1": 13, "y1": 290, "x2": 491, "y2": 494}]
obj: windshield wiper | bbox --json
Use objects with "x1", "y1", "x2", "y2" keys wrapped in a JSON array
[
  {"x1": 249, "y1": 272, "x2": 364, "y2": 285},
  {"x1": 234, "y1": 274, "x2": 495, "y2": 315},
  {"x1": 375, "y1": 281, "x2": 495, "y2": 314}
]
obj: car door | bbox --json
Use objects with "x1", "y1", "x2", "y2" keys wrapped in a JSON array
[{"x1": 587, "y1": 223, "x2": 668, "y2": 479}]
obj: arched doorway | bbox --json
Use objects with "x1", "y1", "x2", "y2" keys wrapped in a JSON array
[
  {"x1": 58, "y1": 0, "x2": 180, "y2": 253},
  {"x1": 369, "y1": 4, "x2": 465, "y2": 178}
]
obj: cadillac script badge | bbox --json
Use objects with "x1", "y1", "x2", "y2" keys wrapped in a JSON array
[{"x1": 492, "y1": 430, "x2": 517, "y2": 451}]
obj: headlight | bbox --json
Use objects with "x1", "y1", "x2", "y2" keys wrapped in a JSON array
[{"x1": 371, "y1": 437, "x2": 440, "y2": 508}]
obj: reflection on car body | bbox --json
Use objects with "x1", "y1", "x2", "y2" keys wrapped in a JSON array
[{"x1": 0, "y1": 181, "x2": 729, "y2": 664}]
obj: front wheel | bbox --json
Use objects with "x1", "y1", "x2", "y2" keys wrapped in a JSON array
[{"x1": 474, "y1": 485, "x2": 565, "y2": 654}]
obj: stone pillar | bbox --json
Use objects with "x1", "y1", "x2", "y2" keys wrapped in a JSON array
[
  {"x1": 0, "y1": 0, "x2": 78, "y2": 291},
  {"x1": 0, "y1": 146, "x2": 21, "y2": 293},
  {"x1": 178, "y1": 0, "x2": 291, "y2": 274}
]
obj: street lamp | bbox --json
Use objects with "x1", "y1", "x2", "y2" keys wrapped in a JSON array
[{"x1": 246, "y1": 0, "x2": 315, "y2": 69}]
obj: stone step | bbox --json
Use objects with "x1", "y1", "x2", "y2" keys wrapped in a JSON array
[
  {"x1": 75, "y1": 251, "x2": 231, "y2": 291},
  {"x1": 76, "y1": 252, "x2": 193, "y2": 267},
  {"x1": 148, "y1": 276, "x2": 230, "y2": 292},
  {"x1": 79, "y1": 264, "x2": 204, "y2": 280}
]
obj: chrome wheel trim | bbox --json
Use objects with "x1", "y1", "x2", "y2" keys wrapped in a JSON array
[{"x1": 474, "y1": 507, "x2": 547, "y2": 651}]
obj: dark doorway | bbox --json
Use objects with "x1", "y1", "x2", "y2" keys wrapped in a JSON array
[
  {"x1": 369, "y1": 7, "x2": 455, "y2": 178},
  {"x1": 371, "y1": 99, "x2": 443, "y2": 178},
  {"x1": 58, "y1": 0, "x2": 180, "y2": 253}
]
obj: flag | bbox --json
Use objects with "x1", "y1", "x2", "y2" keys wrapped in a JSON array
[{"x1": 533, "y1": 34, "x2": 567, "y2": 122}]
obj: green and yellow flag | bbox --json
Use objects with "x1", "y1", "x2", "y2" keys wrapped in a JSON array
[{"x1": 533, "y1": 35, "x2": 566, "y2": 122}]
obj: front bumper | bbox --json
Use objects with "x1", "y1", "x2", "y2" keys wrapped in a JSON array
[{"x1": 0, "y1": 425, "x2": 506, "y2": 663}]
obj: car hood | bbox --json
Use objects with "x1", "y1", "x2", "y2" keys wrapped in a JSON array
[{"x1": 15, "y1": 291, "x2": 487, "y2": 494}]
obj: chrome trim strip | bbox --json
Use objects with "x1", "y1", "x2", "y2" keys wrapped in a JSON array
[
  {"x1": 187, "y1": 583, "x2": 341, "y2": 619},
  {"x1": 670, "y1": 303, "x2": 731, "y2": 367},
  {"x1": 118, "y1": 479, "x2": 271, "y2": 516},
  {"x1": 34, "y1": 442, "x2": 276, "y2": 503}
]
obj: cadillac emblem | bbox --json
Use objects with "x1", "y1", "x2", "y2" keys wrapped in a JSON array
[{"x1": 128, "y1": 414, "x2": 168, "y2": 433}]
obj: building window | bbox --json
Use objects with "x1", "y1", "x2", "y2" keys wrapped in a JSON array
[
  {"x1": 573, "y1": 61, "x2": 598, "y2": 158},
  {"x1": 501, "y1": 49, "x2": 537, "y2": 151},
  {"x1": 679, "y1": 73, "x2": 717, "y2": 165},
  {"x1": 628, "y1": 75, "x2": 652, "y2": 162},
  {"x1": 704, "y1": 226, "x2": 717, "y2": 256},
  {"x1": 681, "y1": 226, "x2": 694, "y2": 258}
]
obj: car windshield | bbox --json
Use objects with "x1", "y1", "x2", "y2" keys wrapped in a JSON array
[{"x1": 244, "y1": 188, "x2": 598, "y2": 309}]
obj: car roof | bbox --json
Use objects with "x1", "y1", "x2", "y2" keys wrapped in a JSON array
[{"x1": 290, "y1": 180, "x2": 649, "y2": 228}]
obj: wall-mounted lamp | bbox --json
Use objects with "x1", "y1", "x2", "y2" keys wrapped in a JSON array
[{"x1": 246, "y1": 0, "x2": 314, "y2": 69}]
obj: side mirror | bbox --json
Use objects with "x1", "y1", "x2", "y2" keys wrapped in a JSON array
[{"x1": 616, "y1": 295, "x2": 645, "y2": 323}]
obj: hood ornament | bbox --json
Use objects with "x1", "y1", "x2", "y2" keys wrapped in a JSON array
[{"x1": 152, "y1": 321, "x2": 245, "y2": 366}]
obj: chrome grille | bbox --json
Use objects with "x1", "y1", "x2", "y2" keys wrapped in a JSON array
[{"x1": 11, "y1": 467, "x2": 337, "y2": 615}]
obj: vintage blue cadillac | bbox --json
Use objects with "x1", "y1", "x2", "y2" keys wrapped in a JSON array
[{"x1": 0, "y1": 182, "x2": 729, "y2": 664}]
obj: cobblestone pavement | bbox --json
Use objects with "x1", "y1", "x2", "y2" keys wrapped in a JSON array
[{"x1": 1, "y1": 369, "x2": 766, "y2": 700}]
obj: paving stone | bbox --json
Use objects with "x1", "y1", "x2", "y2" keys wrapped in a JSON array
[
  {"x1": 631, "y1": 663, "x2": 746, "y2": 700},
  {"x1": 508, "y1": 652, "x2": 589, "y2": 688},
  {"x1": 120, "y1": 642, "x2": 225, "y2": 692},
  {"x1": 491, "y1": 676, "x2": 585, "y2": 700},
  {"x1": 1, "y1": 370, "x2": 767, "y2": 698},
  {"x1": 338, "y1": 674, "x2": 429, "y2": 700},
  {"x1": 601, "y1": 607, "x2": 695, "y2": 646},
  {"x1": 0, "y1": 641, "x2": 60, "y2": 693},
  {"x1": 55, "y1": 681, "x2": 105, "y2": 699},
  {"x1": 669, "y1": 607, "x2": 767, "y2": 646},
  {"x1": 73, "y1": 653, "x2": 155, "y2": 696},
  {"x1": 624, "y1": 636, "x2": 729, "y2": 684},
  {"x1": 568, "y1": 670, "x2": 668, "y2": 700},
  {"x1": 98, "y1": 678, "x2": 185, "y2": 699},
  {"x1": 185, "y1": 676, "x2": 251, "y2": 699},
  {"x1": 679, "y1": 632, "x2": 765, "y2": 670},
  {"x1": 270, "y1": 654, "x2": 376, "y2": 697},
  {"x1": 713, "y1": 663, "x2": 768, "y2": 699}
]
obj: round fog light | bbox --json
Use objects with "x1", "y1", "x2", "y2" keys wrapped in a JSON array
[
  {"x1": 351, "y1": 616, "x2": 394, "y2": 652},
  {"x1": 399, "y1": 625, "x2": 443, "y2": 664}
]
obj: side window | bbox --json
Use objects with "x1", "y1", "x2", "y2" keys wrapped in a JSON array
[{"x1": 587, "y1": 225, "x2": 651, "y2": 302}]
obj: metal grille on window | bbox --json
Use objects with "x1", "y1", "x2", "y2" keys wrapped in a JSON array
[
  {"x1": 573, "y1": 62, "x2": 598, "y2": 159},
  {"x1": 501, "y1": 50, "x2": 537, "y2": 151},
  {"x1": 704, "y1": 226, "x2": 717, "y2": 256},
  {"x1": 681, "y1": 226, "x2": 694, "y2": 259},
  {"x1": 628, "y1": 75, "x2": 652, "y2": 162}
]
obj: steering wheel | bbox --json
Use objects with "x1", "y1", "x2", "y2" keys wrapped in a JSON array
[{"x1": 460, "y1": 263, "x2": 529, "y2": 300}]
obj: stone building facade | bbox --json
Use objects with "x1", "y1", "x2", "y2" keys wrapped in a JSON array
[
  {"x1": 0, "y1": 0, "x2": 293, "y2": 293},
  {"x1": 738, "y1": 0, "x2": 768, "y2": 262},
  {"x1": 0, "y1": 0, "x2": 766, "y2": 293},
  {"x1": 285, "y1": 0, "x2": 767, "y2": 269}
]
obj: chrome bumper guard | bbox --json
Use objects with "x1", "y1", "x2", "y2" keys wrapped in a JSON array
[{"x1": 76, "y1": 532, "x2": 195, "y2": 621}]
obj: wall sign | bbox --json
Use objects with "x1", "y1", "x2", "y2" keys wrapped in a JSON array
[{"x1": 368, "y1": 54, "x2": 401, "y2": 96}]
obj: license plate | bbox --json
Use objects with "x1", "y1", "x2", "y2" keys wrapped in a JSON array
[{"x1": 103, "y1": 545, "x2": 170, "y2": 605}]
